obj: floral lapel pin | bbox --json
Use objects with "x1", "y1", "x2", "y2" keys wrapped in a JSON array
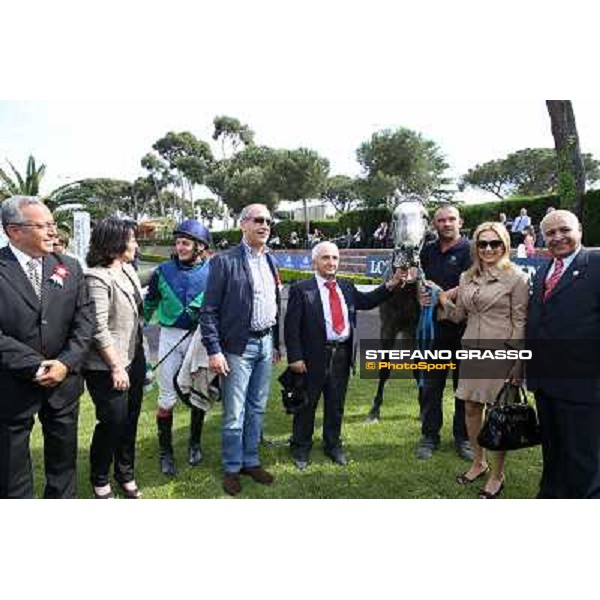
[{"x1": 50, "y1": 264, "x2": 69, "y2": 288}]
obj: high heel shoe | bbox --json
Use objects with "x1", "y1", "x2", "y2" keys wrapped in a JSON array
[
  {"x1": 456, "y1": 465, "x2": 490, "y2": 485},
  {"x1": 479, "y1": 480, "x2": 505, "y2": 499}
]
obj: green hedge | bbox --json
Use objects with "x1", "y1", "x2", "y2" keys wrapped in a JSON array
[
  {"x1": 278, "y1": 268, "x2": 381, "y2": 285},
  {"x1": 582, "y1": 190, "x2": 600, "y2": 246},
  {"x1": 140, "y1": 253, "x2": 166, "y2": 264},
  {"x1": 459, "y1": 191, "x2": 599, "y2": 245},
  {"x1": 339, "y1": 208, "x2": 392, "y2": 240}
]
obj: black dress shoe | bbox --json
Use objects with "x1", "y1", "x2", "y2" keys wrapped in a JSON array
[
  {"x1": 92, "y1": 486, "x2": 115, "y2": 499},
  {"x1": 117, "y1": 481, "x2": 143, "y2": 499},
  {"x1": 293, "y1": 456, "x2": 309, "y2": 471},
  {"x1": 325, "y1": 448, "x2": 348, "y2": 466}
]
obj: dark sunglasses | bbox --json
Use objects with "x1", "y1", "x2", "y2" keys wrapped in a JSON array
[
  {"x1": 252, "y1": 217, "x2": 272, "y2": 226},
  {"x1": 476, "y1": 240, "x2": 504, "y2": 250}
]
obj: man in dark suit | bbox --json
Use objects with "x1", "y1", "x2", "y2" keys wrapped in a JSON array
[
  {"x1": 200, "y1": 203, "x2": 281, "y2": 496},
  {"x1": 0, "y1": 196, "x2": 94, "y2": 498},
  {"x1": 284, "y1": 241, "x2": 408, "y2": 470},
  {"x1": 526, "y1": 209, "x2": 600, "y2": 498}
]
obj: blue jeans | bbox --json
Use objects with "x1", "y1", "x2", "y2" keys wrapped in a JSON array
[{"x1": 221, "y1": 334, "x2": 273, "y2": 474}]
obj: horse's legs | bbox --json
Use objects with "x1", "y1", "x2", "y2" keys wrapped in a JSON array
[{"x1": 366, "y1": 334, "x2": 396, "y2": 423}]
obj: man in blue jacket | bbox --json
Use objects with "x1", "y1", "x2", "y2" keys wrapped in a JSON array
[
  {"x1": 200, "y1": 204, "x2": 281, "y2": 496},
  {"x1": 526, "y1": 209, "x2": 600, "y2": 498}
]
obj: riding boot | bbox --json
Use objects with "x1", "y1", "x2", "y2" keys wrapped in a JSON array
[
  {"x1": 157, "y1": 412, "x2": 177, "y2": 476},
  {"x1": 188, "y1": 407, "x2": 205, "y2": 466}
]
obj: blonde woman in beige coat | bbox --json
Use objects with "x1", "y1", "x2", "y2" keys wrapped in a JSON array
[{"x1": 434, "y1": 222, "x2": 529, "y2": 499}]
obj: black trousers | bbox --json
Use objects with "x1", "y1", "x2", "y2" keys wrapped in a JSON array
[
  {"x1": 292, "y1": 343, "x2": 351, "y2": 456},
  {"x1": 84, "y1": 344, "x2": 146, "y2": 487},
  {"x1": 536, "y1": 391, "x2": 600, "y2": 499},
  {"x1": 0, "y1": 401, "x2": 79, "y2": 499},
  {"x1": 417, "y1": 331, "x2": 468, "y2": 444}
]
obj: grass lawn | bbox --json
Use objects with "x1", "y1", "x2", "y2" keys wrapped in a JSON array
[{"x1": 30, "y1": 367, "x2": 542, "y2": 499}]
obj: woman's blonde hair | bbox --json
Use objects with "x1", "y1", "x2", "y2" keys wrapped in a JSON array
[{"x1": 466, "y1": 222, "x2": 513, "y2": 278}]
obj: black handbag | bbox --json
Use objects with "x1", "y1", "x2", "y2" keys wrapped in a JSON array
[{"x1": 477, "y1": 383, "x2": 541, "y2": 451}]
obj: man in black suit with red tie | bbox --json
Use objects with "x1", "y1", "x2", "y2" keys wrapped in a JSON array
[
  {"x1": 0, "y1": 196, "x2": 94, "y2": 498},
  {"x1": 526, "y1": 209, "x2": 600, "y2": 498},
  {"x1": 284, "y1": 241, "x2": 408, "y2": 470}
]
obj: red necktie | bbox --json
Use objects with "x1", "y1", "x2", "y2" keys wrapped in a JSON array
[
  {"x1": 543, "y1": 258, "x2": 564, "y2": 301},
  {"x1": 324, "y1": 281, "x2": 345, "y2": 334}
]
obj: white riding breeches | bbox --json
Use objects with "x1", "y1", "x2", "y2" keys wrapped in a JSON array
[{"x1": 157, "y1": 327, "x2": 193, "y2": 411}]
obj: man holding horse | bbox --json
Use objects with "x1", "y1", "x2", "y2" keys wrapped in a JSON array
[
  {"x1": 284, "y1": 241, "x2": 408, "y2": 470},
  {"x1": 417, "y1": 205, "x2": 473, "y2": 461}
]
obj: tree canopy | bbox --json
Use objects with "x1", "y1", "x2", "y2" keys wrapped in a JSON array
[
  {"x1": 356, "y1": 127, "x2": 449, "y2": 204},
  {"x1": 462, "y1": 147, "x2": 600, "y2": 199},
  {"x1": 206, "y1": 145, "x2": 282, "y2": 214},
  {"x1": 0, "y1": 155, "x2": 46, "y2": 199},
  {"x1": 212, "y1": 115, "x2": 255, "y2": 158},
  {"x1": 320, "y1": 174, "x2": 359, "y2": 214}
]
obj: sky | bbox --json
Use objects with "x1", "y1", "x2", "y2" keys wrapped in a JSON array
[
  {"x1": 1, "y1": 1, "x2": 598, "y2": 205},
  {"x1": 2, "y1": 97, "x2": 599, "y2": 204}
]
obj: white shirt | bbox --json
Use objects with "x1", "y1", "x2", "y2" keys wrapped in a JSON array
[
  {"x1": 315, "y1": 273, "x2": 350, "y2": 342},
  {"x1": 545, "y1": 246, "x2": 582, "y2": 281},
  {"x1": 9, "y1": 243, "x2": 42, "y2": 284},
  {"x1": 511, "y1": 215, "x2": 531, "y2": 232}
]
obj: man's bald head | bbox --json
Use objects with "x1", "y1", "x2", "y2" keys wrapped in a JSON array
[{"x1": 541, "y1": 209, "x2": 582, "y2": 259}]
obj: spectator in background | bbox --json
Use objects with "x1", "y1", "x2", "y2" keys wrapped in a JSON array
[
  {"x1": 523, "y1": 225, "x2": 536, "y2": 257},
  {"x1": 510, "y1": 207, "x2": 531, "y2": 246},
  {"x1": 352, "y1": 226, "x2": 363, "y2": 248},
  {"x1": 218, "y1": 237, "x2": 229, "y2": 251},
  {"x1": 373, "y1": 221, "x2": 389, "y2": 248},
  {"x1": 344, "y1": 227, "x2": 353, "y2": 249},
  {"x1": 310, "y1": 228, "x2": 323, "y2": 248},
  {"x1": 289, "y1": 231, "x2": 300, "y2": 250},
  {"x1": 498, "y1": 213, "x2": 512, "y2": 230},
  {"x1": 269, "y1": 230, "x2": 282, "y2": 250}
]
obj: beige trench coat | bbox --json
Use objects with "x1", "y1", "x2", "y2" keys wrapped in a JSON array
[
  {"x1": 438, "y1": 264, "x2": 529, "y2": 404},
  {"x1": 83, "y1": 263, "x2": 143, "y2": 371}
]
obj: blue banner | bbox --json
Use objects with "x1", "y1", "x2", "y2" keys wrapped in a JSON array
[
  {"x1": 365, "y1": 255, "x2": 548, "y2": 280},
  {"x1": 275, "y1": 252, "x2": 550, "y2": 281},
  {"x1": 272, "y1": 253, "x2": 313, "y2": 271}
]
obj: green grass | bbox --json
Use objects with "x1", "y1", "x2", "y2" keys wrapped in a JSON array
[{"x1": 30, "y1": 367, "x2": 542, "y2": 499}]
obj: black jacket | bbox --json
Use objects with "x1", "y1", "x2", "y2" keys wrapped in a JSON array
[
  {"x1": 284, "y1": 276, "x2": 391, "y2": 392},
  {"x1": 526, "y1": 248, "x2": 600, "y2": 404},
  {"x1": 0, "y1": 248, "x2": 94, "y2": 418}
]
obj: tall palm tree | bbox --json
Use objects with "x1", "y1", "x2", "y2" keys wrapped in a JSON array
[{"x1": 0, "y1": 155, "x2": 46, "y2": 197}]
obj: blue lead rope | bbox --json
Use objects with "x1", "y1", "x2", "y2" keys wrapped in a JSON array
[{"x1": 416, "y1": 285, "x2": 438, "y2": 388}]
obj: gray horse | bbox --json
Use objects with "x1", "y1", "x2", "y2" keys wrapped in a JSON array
[{"x1": 366, "y1": 196, "x2": 429, "y2": 422}]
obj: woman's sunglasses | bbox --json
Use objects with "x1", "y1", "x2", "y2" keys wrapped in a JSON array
[{"x1": 476, "y1": 240, "x2": 504, "y2": 250}]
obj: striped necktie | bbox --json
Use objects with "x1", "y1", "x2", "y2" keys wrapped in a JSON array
[
  {"x1": 27, "y1": 258, "x2": 42, "y2": 299},
  {"x1": 543, "y1": 258, "x2": 564, "y2": 301}
]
